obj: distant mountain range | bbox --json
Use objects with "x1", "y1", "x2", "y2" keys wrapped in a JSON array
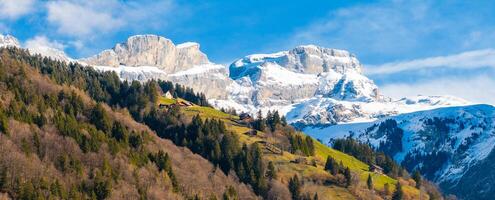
[{"x1": 2, "y1": 33, "x2": 494, "y2": 199}]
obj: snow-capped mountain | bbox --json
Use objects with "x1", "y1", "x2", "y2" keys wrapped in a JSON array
[
  {"x1": 211, "y1": 46, "x2": 470, "y2": 127},
  {"x1": 303, "y1": 104, "x2": 495, "y2": 199},
  {"x1": 0, "y1": 34, "x2": 72, "y2": 62},
  {"x1": 210, "y1": 45, "x2": 387, "y2": 117},
  {"x1": 27, "y1": 45, "x2": 73, "y2": 62},
  {"x1": 0, "y1": 35, "x2": 20, "y2": 48}
]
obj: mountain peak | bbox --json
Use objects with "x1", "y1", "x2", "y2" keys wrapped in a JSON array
[
  {"x1": 80, "y1": 34, "x2": 210, "y2": 73},
  {"x1": 230, "y1": 45, "x2": 362, "y2": 80},
  {"x1": 0, "y1": 34, "x2": 20, "y2": 48}
]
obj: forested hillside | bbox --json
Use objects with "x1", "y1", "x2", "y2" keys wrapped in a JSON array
[
  {"x1": 0, "y1": 48, "x2": 257, "y2": 199},
  {"x1": 0, "y1": 47, "x2": 442, "y2": 200}
]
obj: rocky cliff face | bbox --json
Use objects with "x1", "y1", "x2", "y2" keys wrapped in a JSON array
[
  {"x1": 219, "y1": 45, "x2": 381, "y2": 113},
  {"x1": 81, "y1": 35, "x2": 209, "y2": 73},
  {"x1": 82, "y1": 35, "x2": 230, "y2": 99}
]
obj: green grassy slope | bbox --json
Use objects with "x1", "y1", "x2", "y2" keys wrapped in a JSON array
[{"x1": 160, "y1": 96, "x2": 427, "y2": 199}]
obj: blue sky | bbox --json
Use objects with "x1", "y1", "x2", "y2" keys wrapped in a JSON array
[{"x1": 1, "y1": 0, "x2": 495, "y2": 104}]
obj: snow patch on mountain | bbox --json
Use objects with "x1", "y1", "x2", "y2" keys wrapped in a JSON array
[
  {"x1": 287, "y1": 95, "x2": 472, "y2": 126},
  {"x1": 0, "y1": 34, "x2": 20, "y2": 48},
  {"x1": 0, "y1": 34, "x2": 72, "y2": 62},
  {"x1": 168, "y1": 63, "x2": 226, "y2": 77},
  {"x1": 92, "y1": 65, "x2": 166, "y2": 81},
  {"x1": 302, "y1": 104, "x2": 495, "y2": 187}
]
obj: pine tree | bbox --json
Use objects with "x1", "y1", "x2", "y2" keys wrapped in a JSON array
[
  {"x1": 344, "y1": 167, "x2": 352, "y2": 187},
  {"x1": 0, "y1": 167, "x2": 6, "y2": 190},
  {"x1": 367, "y1": 174, "x2": 373, "y2": 190},
  {"x1": 313, "y1": 193, "x2": 318, "y2": 200},
  {"x1": 412, "y1": 170, "x2": 422, "y2": 189},
  {"x1": 111, "y1": 122, "x2": 128, "y2": 142},
  {"x1": 324, "y1": 156, "x2": 338, "y2": 175},
  {"x1": 392, "y1": 182, "x2": 404, "y2": 200},
  {"x1": 289, "y1": 175, "x2": 301, "y2": 200},
  {"x1": 254, "y1": 110, "x2": 266, "y2": 131},
  {"x1": 90, "y1": 103, "x2": 112, "y2": 134},
  {"x1": 281, "y1": 116, "x2": 287, "y2": 126},
  {"x1": 0, "y1": 110, "x2": 8, "y2": 135}
]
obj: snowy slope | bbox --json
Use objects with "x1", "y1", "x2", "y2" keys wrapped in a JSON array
[
  {"x1": 302, "y1": 104, "x2": 495, "y2": 198},
  {"x1": 287, "y1": 95, "x2": 471, "y2": 126},
  {"x1": 27, "y1": 46, "x2": 73, "y2": 62},
  {"x1": 0, "y1": 35, "x2": 20, "y2": 48},
  {"x1": 0, "y1": 34, "x2": 72, "y2": 62}
]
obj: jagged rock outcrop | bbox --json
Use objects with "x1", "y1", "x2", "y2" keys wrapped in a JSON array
[
  {"x1": 167, "y1": 64, "x2": 233, "y2": 99},
  {"x1": 81, "y1": 35, "x2": 209, "y2": 73},
  {"x1": 230, "y1": 45, "x2": 362, "y2": 78}
]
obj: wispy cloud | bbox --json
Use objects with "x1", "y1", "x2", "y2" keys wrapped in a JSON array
[
  {"x1": 380, "y1": 75, "x2": 495, "y2": 105},
  {"x1": 366, "y1": 49, "x2": 495, "y2": 75},
  {"x1": 45, "y1": 0, "x2": 177, "y2": 38},
  {"x1": 0, "y1": 0, "x2": 35, "y2": 20},
  {"x1": 368, "y1": 48, "x2": 495, "y2": 105},
  {"x1": 288, "y1": 1, "x2": 495, "y2": 64},
  {"x1": 43, "y1": 0, "x2": 179, "y2": 57},
  {"x1": 25, "y1": 35, "x2": 66, "y2": 51},
  {"x1": 46, "y1": 1, "x2": 125, "y2": 38}
]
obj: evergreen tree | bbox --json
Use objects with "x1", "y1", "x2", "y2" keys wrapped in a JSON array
[
  {"x1": 324, "y1": 156, "x2": 338, "y2": 175},
  {"x1": 281, "y1": 116, "x2": 287, "y2": 126},
  {"x1": 0, "y1": 167, "x2": 6, "y2": 190},
  {"x1": 90, "y1": 103, "x2": 112, "y2": 134},
  {"x1": 0, "y1": 110, "x2": 8, "y2": 135},
  {"x1": 367, "y1": 174, "x2": 373, "y2": 190},
  {"x1": 222, "y1": 186, "x2": 238, "y2": 200},
  {"x1": 253, "y1": 110, "x2": 266, "y2": 131},
  {"x1": 93, "y1": 173, "x2": 112, "y2": 200},
  {"x1": 344, "y1": 167, "x2": 352, "y2": 187},
  {"x1": 111, "y1": 122, "x2": 128, "y2": 142},
  {"x1": 288, "y1": 175, "x2": 301, "y2": 200},
  {"x1": 392, "y1": 182, "x2": 404, "y2": 200},
  {"x1": 412, "y1": 170, "x2": 422, "y2": 189}
]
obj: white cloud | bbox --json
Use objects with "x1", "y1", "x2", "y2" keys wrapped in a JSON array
[
  {"x1": 0, "y1": 0, "x2": 35, "y2": 19},
  {"x1": 46, "y1": 1, "x2": 125, "y2": 38},
  {"x1": 45, "y1": 0, "x2": 175, "y2": 38},
  {"x1": 366, "y1": 49, "x2": 495, "y2": 75},
  {"x1": 380, "y1": 75, "x2": 495, "y2": 105},
  {"x1": 24, "y1": 35, "x2": 65, "y2": 50},
  {"x1": 287, "y1": 1, "x2": 495, "y2": 63}
]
